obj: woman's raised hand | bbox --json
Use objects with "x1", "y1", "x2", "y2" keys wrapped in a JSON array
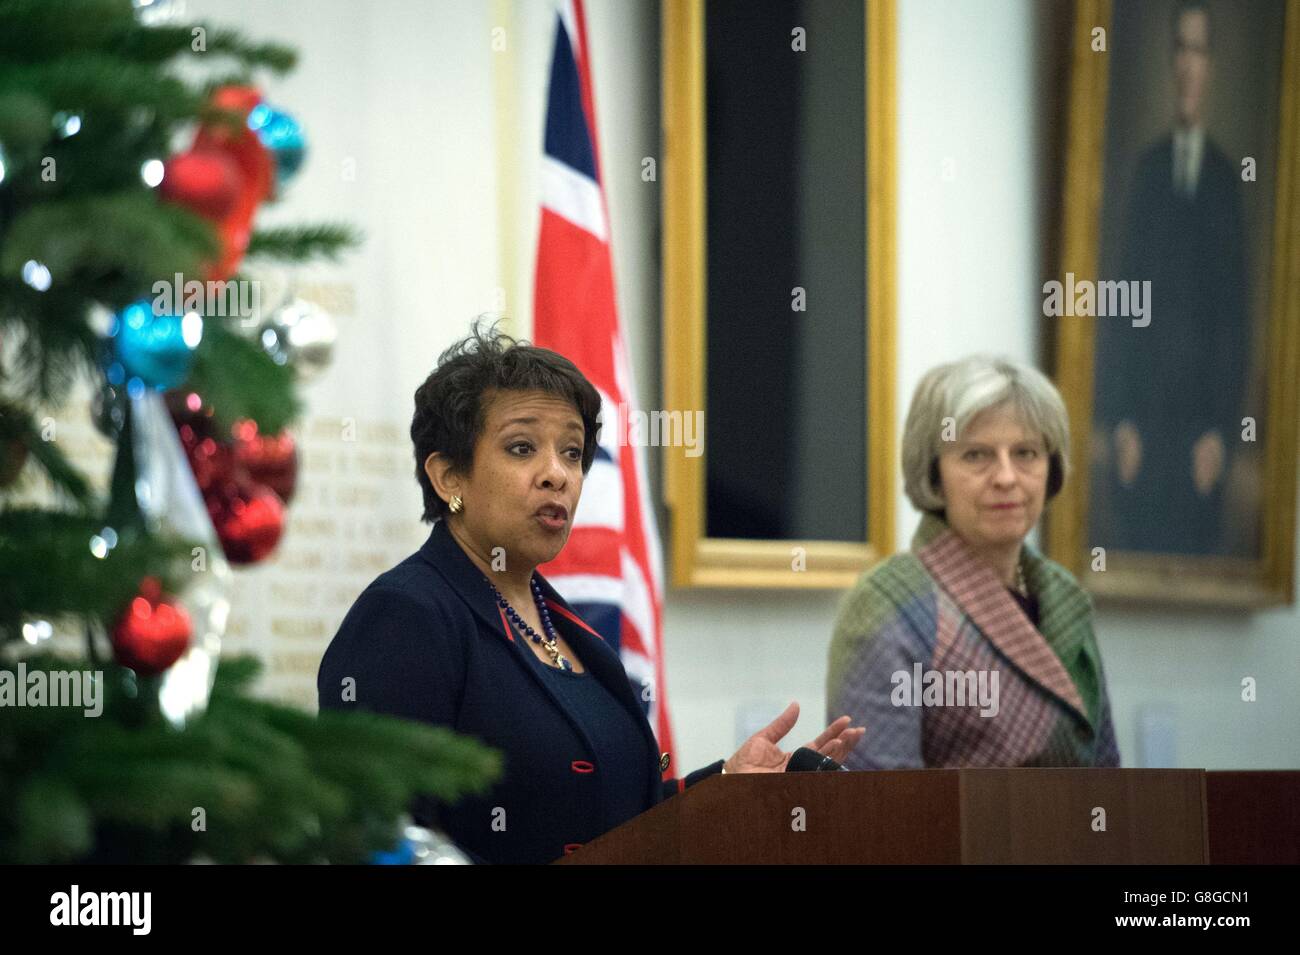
[{"x1": 723, "y1": 702, "x2": 866, "y2": 774}]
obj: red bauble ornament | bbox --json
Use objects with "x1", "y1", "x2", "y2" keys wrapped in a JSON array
[
  {"x1": 169, "y1": 392, "x2": 235, "y2": 493},
  {"x1": 110, "y1": 577, "x2": 192, "y2": 675},
  {"x1": 158, "y1": 149, "x2": 242, "y2": 220},
  {"x1": 193, "y1": 85, "x2": 276, "y2": 281},
  {"x1": 207, "y1": 477, "x2": 285, "y2": 565},
  {"x1": 231, "y1": 419, "x2": 298, "y2": 503},
  {"x1": 186, "y1": 436, "x2": 237, "y2": 495},
  {"x1": 169, "y1": 391, "x2": 293, "y2": 565}
]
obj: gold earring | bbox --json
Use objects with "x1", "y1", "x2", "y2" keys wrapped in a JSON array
[{"x1": 448, "y1": 495, "x2": 462, "y2": 514}]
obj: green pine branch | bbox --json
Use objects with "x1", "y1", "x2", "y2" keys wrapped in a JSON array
[
  {"x1": 0, "y1": 402, "x2": 95, "y2": 507},
  {"x1": 246, "y1": 224, "x2": 361, "y2": 263},
  {"x1": 0, "y1": 654, "x2": 503, "y2": 863},
  {"x1": 0, "y1": 55, "x2": 205, "y2": 130},
  {"x1": 1, "y1": 191, "x2": 220, "y2": 305},
  {"x1": 0, "y1": 509, "x2": 196, "y2": 639},
  {"x1": 0, "y1": 2, "x2": 296, "y2": 75},
  {"x1": 0, "y1": 89, "x2": 53, "y2": 151},
  {"x1": 0, "y1": 192, "x2": 218, "y2": 403},
  {"x1": 0, "y1": 290, "x2": 102, "y2": 404},
  {"x1": 201, "y1": 29, "x2": 298, "y2": 74},
  {"x1": 0, "y1": 1, "x2": 139, "y2": 64},
  {"x1": 185, "y1": 319, "x2": 300, "y2": 434}
]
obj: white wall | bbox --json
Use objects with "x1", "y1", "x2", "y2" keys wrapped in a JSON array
[{"x1": 184, "y1": 0, "x2": 1298, "y2": 770}]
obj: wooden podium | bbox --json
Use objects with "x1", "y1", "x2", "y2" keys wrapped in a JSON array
[
  {"x1": 1206, "y1": 770, "x2": 1300, "y2": 864},
  {"x1": 557, "y1": 768, "x2": 1210, "y2": 864}
]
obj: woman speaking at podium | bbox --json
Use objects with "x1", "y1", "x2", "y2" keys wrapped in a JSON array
[
  {"x1": 827, "y1": 356, "x2": 1120, "y2": 769},
  {"x1": 319, "y1": 324, "x2": 864, "y2": 864}
]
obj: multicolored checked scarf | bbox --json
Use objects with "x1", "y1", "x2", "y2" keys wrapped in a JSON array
[{"x1": 827, "y1": 513, "x2": 1120, "y2": 768}]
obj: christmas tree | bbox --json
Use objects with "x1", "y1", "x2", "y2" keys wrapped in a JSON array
[{"x1": 0, "y1": 0, "x2": 499, "y2": 863}]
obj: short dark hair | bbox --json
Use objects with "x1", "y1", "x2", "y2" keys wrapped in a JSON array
[{"x1": 411, "y1": 320, "x2": 603, "y2": 523}]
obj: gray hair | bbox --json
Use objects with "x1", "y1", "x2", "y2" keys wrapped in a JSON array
[{"x1": 901, "y1": 355, "x2": 1070, "y2": 514}]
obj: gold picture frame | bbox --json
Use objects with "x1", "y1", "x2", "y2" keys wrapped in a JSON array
[
  {"x1": 660, "y1": 0, "x2": 897, "y2": 589},
  {"x1": 1048, "y1": 0, "x2": 1300, "y2": 607}
]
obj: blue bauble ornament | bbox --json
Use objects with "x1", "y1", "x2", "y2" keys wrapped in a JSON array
[
  {"x1": 370, "y1": 840, "x2": 416, "y2": 866},
  {"x1": 109, "y1": 300, "x2": 202, "y2": 391},
  {"x1": 247, "y1": 103, "x2": 306, "y2": 190},
  {"x1": 370, "y1": 823, "x2": 472, "y2": 865}
]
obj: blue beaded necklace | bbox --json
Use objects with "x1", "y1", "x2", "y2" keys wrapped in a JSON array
[{"x1": 487, "y1": 575, "x2": 572, "y2": 671}]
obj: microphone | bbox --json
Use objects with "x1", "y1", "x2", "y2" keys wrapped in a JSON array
[{"x1": 785, "y1": 747, "x2": 847, "y2": 773}]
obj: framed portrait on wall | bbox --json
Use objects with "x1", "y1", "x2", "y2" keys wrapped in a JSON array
[
  {"x1": 1048, "y1": 0, "x2": 1300, "y2": 606},
  {"x1": 660, "y1": 0, "x2": 897, "y2": 589}
]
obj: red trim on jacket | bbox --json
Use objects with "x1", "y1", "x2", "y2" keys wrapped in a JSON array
[
  {"x1": 545, "y1": 599, "x2": 604, "y2": 640},
  {"x1": 563, "y1": 843, "x2": 583, "y2": 855},
  {"x1": 676, "y1": 777, "x2": 685, "y2": 794},
  {"x1": 496, "y1": 605, "x2": 515, "y2": 642},
  {"x1": 570, "y1": 760, "x2": 595, "y2": 774}
]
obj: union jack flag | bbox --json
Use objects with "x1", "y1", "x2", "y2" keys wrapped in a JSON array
[{"x1": 533, "y1": 0, "x2": 676, "y2": 770}]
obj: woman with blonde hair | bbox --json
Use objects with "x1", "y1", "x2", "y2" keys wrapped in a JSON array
[{"x1": 827, "y1": 355, "x2": 1119, "y2": 768}]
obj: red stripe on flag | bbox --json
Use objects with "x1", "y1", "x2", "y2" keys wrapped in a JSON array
[{"x1": 542, "y1": 526, "x2": 620, "y2": 576}]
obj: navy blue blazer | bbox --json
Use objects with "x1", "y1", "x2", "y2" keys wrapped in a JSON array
[{"x1": 317, "y1": 519, "x2": 723, "y2": 864}]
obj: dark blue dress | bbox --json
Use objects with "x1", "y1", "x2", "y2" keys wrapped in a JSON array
[{"x1": 519, "y1": 635, "x2": 652, "y2": 836}]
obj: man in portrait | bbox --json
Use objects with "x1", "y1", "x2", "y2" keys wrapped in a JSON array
[{"x1": 1093, "y1": 0, "x2": 1250, "y2": 556}]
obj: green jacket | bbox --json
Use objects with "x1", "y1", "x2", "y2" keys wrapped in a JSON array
[{"x1": 827, "y1": 513, "x2": 1120, "y2": 768}]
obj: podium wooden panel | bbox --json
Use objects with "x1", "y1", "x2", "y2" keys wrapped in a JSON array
[
  {"x1": 1206, "y1": 770, "x2": 1300, "y2": 864},
  {"x1": 557, "y1": 768, "x2": 1207, "y2": 864}
]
